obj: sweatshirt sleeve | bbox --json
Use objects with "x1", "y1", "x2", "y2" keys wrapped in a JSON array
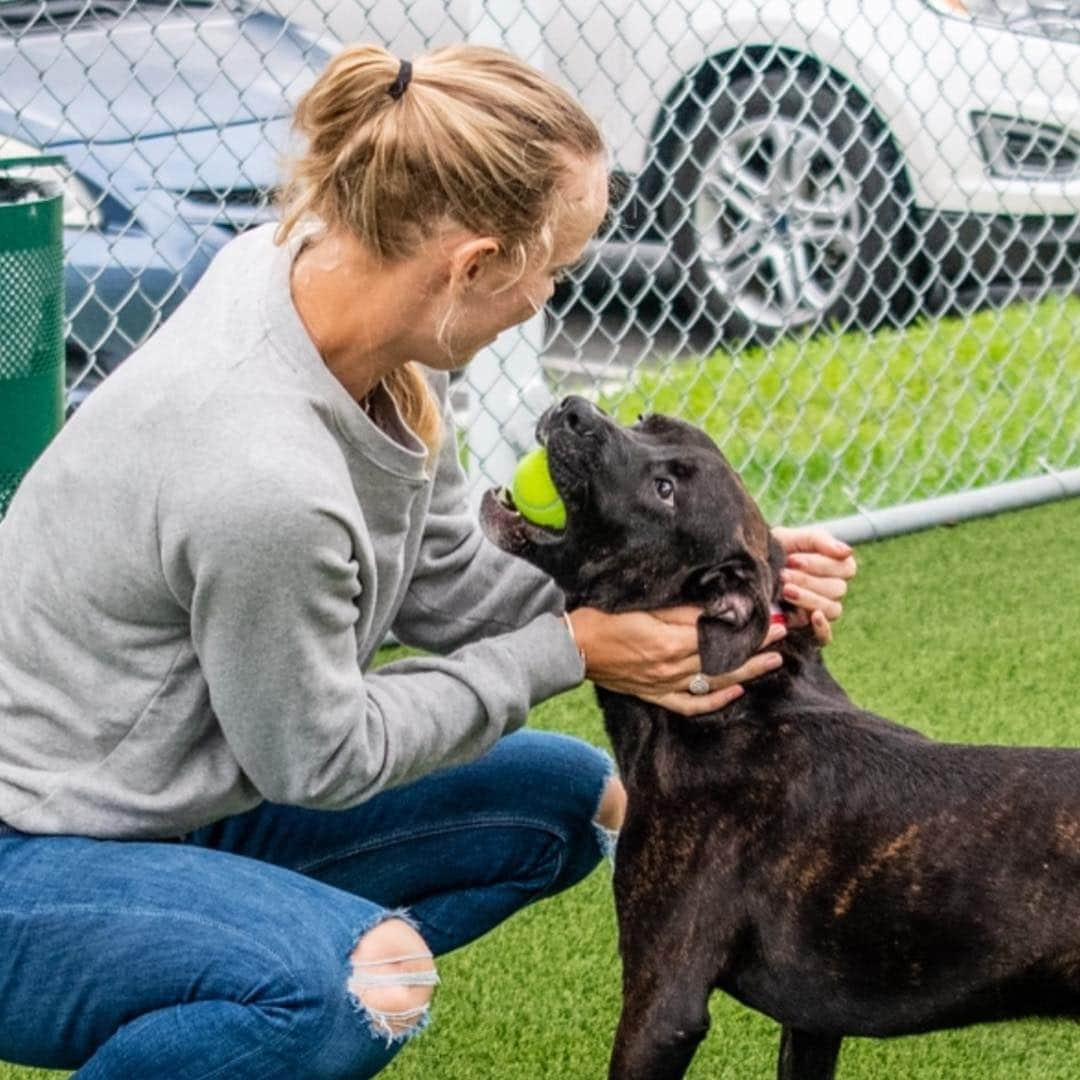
[
  {"x1": 392, "y1": 387, "x2": 566, "y2": 653},
  {"x1": 160, "y1": 466, "x2": 585, "y2": 810}
]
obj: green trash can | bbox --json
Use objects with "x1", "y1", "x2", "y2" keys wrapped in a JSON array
[{"x1": 0, "y1": 155, "x2": 65, "y2": 520}]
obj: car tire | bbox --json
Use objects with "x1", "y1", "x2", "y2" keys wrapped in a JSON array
[{"x1": 664, "y1": 67, "x2": 913, "y2": 341}]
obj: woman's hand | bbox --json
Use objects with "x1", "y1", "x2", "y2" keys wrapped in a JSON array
[
  {"x1": 567, "y1": 606, "x2": 787, "y2": 718},
  {"x1": 771, "y1": 526, "x2": 857, "y2": 646}
]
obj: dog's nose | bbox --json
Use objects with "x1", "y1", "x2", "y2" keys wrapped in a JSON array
[{"x1": 547, "y1": 395, "x2": 604, "y2": 438}]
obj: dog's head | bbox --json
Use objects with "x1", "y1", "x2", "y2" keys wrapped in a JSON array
[{"x1": 480, "y1": 396, "x2": 786, "y2": 675}]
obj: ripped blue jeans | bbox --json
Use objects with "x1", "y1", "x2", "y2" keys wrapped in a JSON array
[{"x1": 0, "y1": 730, "x2": 614, "y2": 1079}]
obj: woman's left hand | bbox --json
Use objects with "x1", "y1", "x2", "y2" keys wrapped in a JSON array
[{"x1": 771, "y1": 526, "x2": 857, "y2": 646}]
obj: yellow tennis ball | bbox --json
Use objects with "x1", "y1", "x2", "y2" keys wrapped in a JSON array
[{"x1": 511, "y1": 448, "x2": 566, "y2": 529}]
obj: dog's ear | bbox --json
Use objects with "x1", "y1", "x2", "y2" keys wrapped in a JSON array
[{"x1": 695, "y1": 556, "x2": 772, "y2": 676}]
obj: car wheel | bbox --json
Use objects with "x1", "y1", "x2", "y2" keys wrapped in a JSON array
[{"x1": 665, "y1": 67, "x2": 912, "y2": 340}]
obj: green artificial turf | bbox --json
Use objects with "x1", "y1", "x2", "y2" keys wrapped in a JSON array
[
  {"x1": 600, "y1": 294, "x2": 1080, "y2": 525},
  {"x1": 4, "y1": 495, "x2": 1080, "y2": 1078}
]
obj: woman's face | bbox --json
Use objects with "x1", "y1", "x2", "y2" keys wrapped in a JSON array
[{"x1": 433, "y1": 154, "x2": 610, "y2": 369}]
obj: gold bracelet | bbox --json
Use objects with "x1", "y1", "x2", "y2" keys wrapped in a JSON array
[{"x1": 562, "y1": 611, "x2": 587, "y2": 672}]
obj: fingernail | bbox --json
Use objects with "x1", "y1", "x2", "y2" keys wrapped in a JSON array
[
  {"x1": 766, "y1": 652, "x2": 783, "y2": 669},
  {"x1": 786, "y1": 556, "x2": 804, "y2": 570},
  {"x1": 783, "y1": 584, "x2": 799, "y2": 600}
]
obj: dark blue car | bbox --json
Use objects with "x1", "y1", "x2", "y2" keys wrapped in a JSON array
[{"x1": 0, "y1": 0, "x2": 334, "y2": 404}]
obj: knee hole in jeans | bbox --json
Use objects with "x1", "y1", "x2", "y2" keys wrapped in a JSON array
[
  {"x1": 593, "y1": 773, "x2": 625, "y2": 863},
  {"x1": 594, "y1": 775, "x2": 626, "y2": 831},
  {"x1": 346, "y1": 916, "x2": 439, "y2": 1045}
]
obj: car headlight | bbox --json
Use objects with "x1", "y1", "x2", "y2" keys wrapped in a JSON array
[
  {"x1": 923, "y1": 0, "x2": 1080, "y2": 43},
  {"x1": 0, "y1": 136, "x2": 104, "y2": 229}
]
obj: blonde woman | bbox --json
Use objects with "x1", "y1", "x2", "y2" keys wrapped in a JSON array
[{"x1": 0, "y1": 45, "x2": 854, "y2": 1078}]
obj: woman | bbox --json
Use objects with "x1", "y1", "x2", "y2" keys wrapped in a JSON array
[{"x1": 0, "y1": 44, "x2": 855, "y2": 1078}]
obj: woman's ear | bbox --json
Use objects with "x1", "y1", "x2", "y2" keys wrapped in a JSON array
[{"x1": 447, "y1": 236, "x2": 500, "y2": 289}]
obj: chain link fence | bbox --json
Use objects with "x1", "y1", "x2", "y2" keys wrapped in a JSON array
[{"x1": 2, "y1": 0, "x2": 1078, "y2": 531}]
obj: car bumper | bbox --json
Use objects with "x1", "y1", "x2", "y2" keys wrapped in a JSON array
[
  {"x1": 915, "y1": 209, "x2": 1080, "y2": 304},
  {"x1": 577, "y1": 205, "x2": 1080, "y2": 309}
]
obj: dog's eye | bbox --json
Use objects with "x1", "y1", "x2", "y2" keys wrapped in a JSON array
[{"x1": 654, "y1": 477, "x2": 675, "y2": 504}]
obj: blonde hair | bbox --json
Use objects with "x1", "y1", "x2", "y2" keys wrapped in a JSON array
[{"x1": 276, "y1": 43, "x2": 606, "y2": 459}]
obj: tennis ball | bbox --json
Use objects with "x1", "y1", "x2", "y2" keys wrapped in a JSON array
[{"x1": 511, "y1": 448, "x2": 566, "y2": 530}]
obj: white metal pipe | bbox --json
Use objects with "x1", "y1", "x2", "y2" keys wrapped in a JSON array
[{"x1": 815, "y1": 467, "x2": 1080, "y2": 545}]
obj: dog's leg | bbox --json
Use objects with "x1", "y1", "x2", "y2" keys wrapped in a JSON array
[
  {"x1": 607, "y1": 909, "x2": 717, "y2": 1080},
  {"x1": 777, "y1": 1027, "x2": 843, "y2": 1080},
  {"x1": 607, "y1": 980, "x2": 711, "y2": 1080}
]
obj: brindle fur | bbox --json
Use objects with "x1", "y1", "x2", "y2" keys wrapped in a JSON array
[{"x1": 480, "y1": 396, "x2": 1080, "y2": 1080}]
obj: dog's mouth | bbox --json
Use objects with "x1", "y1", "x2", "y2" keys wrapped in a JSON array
[
  {"x1": 480, "y1": 401, "x2": 608, "y2": 557},
  {"x1": 479, "y1": 424, "x2": 588, "y2": 555},
  {"x1": 479, "y1": 482, "x2": 567, "y2": 554}
]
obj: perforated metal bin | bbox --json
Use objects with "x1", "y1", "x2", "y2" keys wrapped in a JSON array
[{"x1": 0, "y1": 156, "x2": 64, "y2": 519}]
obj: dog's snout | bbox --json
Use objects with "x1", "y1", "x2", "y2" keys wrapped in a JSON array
[
  {"x1": 549, "y1": 395, "x2": 603, "y2": 438},
  {"x1": 538, "y1": 395, "x2": 611, "y2": 446}
]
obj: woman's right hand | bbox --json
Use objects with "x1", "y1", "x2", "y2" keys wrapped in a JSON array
[{"x1": 566, "y1": 606, "x2": 786, "y2": 718}]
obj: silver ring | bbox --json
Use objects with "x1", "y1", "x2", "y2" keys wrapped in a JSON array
[{"x1": 688, "y1": 673, "x2": 711, "y2": 696}]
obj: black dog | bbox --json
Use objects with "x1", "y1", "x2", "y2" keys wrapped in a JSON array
[{"x1": 480, "y1": 396, "x2": 1080, "y2": 1080}]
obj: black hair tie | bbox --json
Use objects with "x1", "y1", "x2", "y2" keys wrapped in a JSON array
[{"x1": 388, "y1": 59, "x2": 413, "y2": 101}]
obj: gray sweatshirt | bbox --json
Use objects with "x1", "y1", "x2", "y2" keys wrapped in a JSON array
[{"x1": 0, "y1": 223, "x2": 584, "y2": 840}]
